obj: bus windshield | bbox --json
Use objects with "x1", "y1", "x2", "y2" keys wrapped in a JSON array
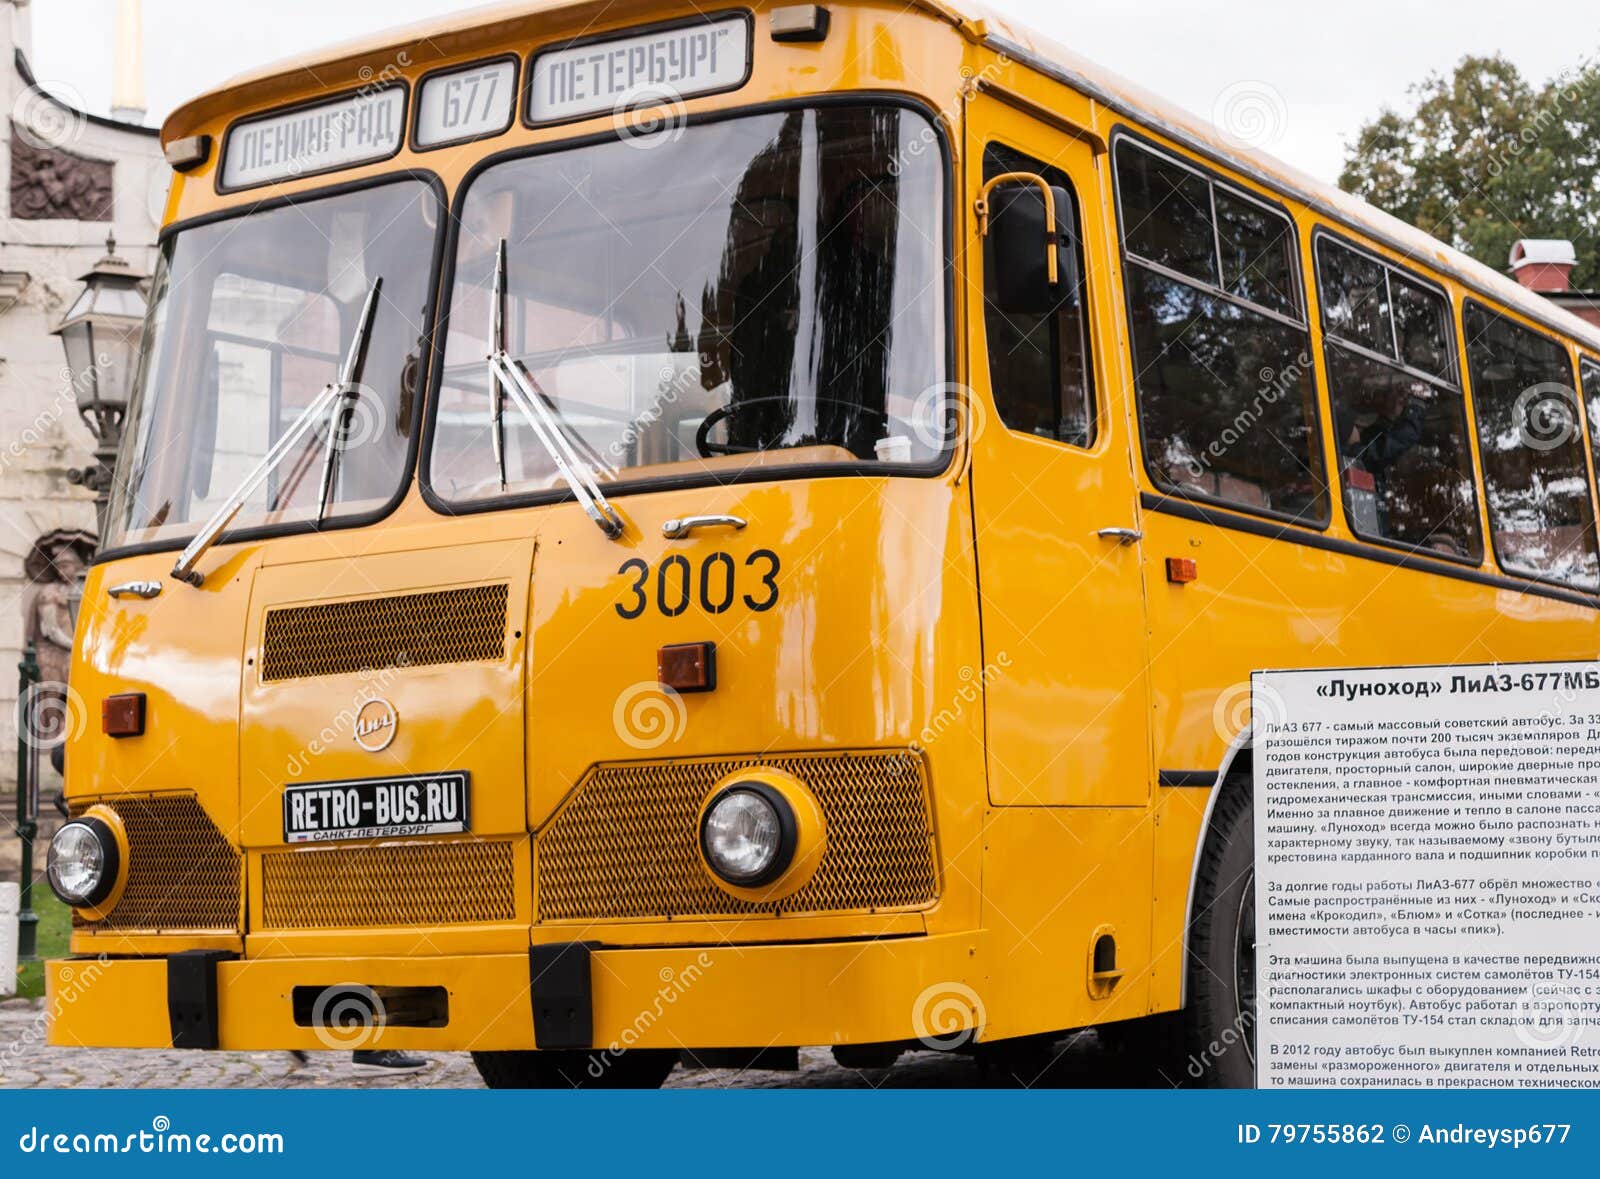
[
  {"x1": 105, "y1": 178, "x2": 440, "y2": 551},
  {"x1": 428, "y1": 103, "x2": 948, "y2": 503}
]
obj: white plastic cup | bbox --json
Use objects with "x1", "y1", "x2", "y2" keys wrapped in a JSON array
[
  {"x1": 0, "y1": 881, "x2": 19, "y2": 999},
  {"x1": 874, "y1": 435, "x2": 913, "y2": 463}
]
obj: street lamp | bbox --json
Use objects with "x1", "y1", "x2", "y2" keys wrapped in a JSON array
[{"x1": 52, "y1": 233, "x2": 148, "y2": 537}]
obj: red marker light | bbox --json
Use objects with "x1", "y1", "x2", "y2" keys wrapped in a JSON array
[
  {"x1": 1166, "y1": 557, "x2": 1198, "y2": 585},
  {"x1": 658, "y1": 642, "x2": 717, "y2": 693},
  {"x1": 102, "y1": 693, "x2": 146, "y2": 738}
]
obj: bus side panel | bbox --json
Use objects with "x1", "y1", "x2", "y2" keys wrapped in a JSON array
[
  {"x1": 1141, "y1": 506, "x2": 1600, "y2": 1015},
  {"x1": 979, "y1": 806, "x2": 1154, "y2": 1039}
]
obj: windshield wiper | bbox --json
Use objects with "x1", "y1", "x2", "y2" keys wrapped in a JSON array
[
  {"x1": 316, "y1": 277, "x2": 382, "y2": 523},
  {"x1": 171, "y1": 277, "x2": 383, "y2": 588},
  {"x1": 486, "y1": 240, "x2": 625, "y2": 539}
]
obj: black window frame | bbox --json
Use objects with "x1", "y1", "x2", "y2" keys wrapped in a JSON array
[
  {"x1": 977, "y1": 139, "x2": 1098, "y2": 451},
  {"x1": 1583, "y1": 355, "x2": 1600, "y2": 497},
  {"x1": 1110, "y1": 128, "x2": 1329, "y2": 529},
  {"x1": 1311, "y1": 228, "x2": 1483, "y2": 566},
  {"x1": 1462, "y1": 297, "x2": 1600, "y2": 593}
]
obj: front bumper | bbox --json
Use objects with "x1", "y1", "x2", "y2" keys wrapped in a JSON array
[{"x1": 47, "y1": 933, "x2": 982, "y2": 1052}]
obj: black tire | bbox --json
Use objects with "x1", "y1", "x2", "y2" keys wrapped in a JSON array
[
  {"x1": 1095, "y1": 1011, "x2": 1188, "y2": 1086},
  {"x1": 1182, "y1": 778, "x2": 1256, "y2": 1088},
  {"x1": 471, "y1": 1049, "x2": 678, "y2": 1089}
]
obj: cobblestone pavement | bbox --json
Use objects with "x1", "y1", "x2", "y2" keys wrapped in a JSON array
[{"x1": 0, "y1": 1000, "x2": 1155, "y2": 1089}]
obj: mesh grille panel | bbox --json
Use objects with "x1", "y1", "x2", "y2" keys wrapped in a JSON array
[
  {"x1": 537, "y1": 751, "x2": 937, "y2": 921},
  {"x1": 261, "y1": 840, "x2": 517, "y2": 929},
  {"x1": 75, "y1": 794, "x2": 241, "y2": 932},
  {"x1": 260, "y1": 583, "x2": 509, "y2": 681}
]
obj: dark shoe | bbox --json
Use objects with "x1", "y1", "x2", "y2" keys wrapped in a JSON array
[{"x1": 352, "y1": 1050, "x2": 429, "y2": 1074}]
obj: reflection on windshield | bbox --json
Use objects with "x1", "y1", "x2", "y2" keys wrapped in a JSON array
[
  {"x1": 106, "y1": 179, "x2": 438, "y2": 551},
  {"x1": 430, "y1": 104, "x2": 946, "y2": 502}
]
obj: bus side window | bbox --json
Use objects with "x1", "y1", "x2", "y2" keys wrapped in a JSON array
[
  {"x1": 981, "y1": 144, "x2": 1095, "y2": 448},
  {"x1": 1315, "y1": 237, "x2": 1482, "y2": 562},
  {"x1": 1113, "y1": 137, "x2": 1327, "y2": 525},
  {"x1": 1463, "y1": 301, "x2": 1600, "y2": 591}
]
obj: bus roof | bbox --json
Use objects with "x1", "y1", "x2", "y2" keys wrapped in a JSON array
[{"x1": 162, "y1": 0, "x2": 1600, "y2": 356}]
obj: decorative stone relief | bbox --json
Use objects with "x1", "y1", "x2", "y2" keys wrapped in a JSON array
[{"x1": 9, "y1": 122, "x2": 114, "y2": 221}]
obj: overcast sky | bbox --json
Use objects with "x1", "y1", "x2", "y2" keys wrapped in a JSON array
[{"x1": 24, "y1": 0, "x2": 1600, "y2": 184}]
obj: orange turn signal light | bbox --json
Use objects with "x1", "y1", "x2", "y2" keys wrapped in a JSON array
[
  {"x1": 659, "y1": 642, "x2": 717, "y2": 693},
  {"x1": 102, "y1": 693, "x2": 146, "y2": 738},
  {"x1": 1165, "y1": 557, "x2": 1198, "y2": 585}
]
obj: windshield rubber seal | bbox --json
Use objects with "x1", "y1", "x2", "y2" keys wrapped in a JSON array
[
  {"x1": 91, "y1": 169, "x2": 449, "y2": 569},
  {"x1": 416, "y1": 91, "x2": 957, "y2": 523}
]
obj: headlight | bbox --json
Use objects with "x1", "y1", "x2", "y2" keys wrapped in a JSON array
[
  {"x1": 699, "y1": 784, "x2": 796, "y2": 886},
  {"x1": 47, "y1": 818, "x2": 119, "y2": 907}
]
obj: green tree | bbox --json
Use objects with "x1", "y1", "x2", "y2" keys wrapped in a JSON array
[{"x1": 1340, "y1": 54, "x2": 1600, "y2": 290}]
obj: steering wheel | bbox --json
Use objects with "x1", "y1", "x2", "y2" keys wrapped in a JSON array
[{"x1": 695, "y1": 396, "x2": 889, "y2": 458}]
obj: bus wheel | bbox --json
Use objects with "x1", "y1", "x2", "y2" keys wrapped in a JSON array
[
  {"x1": 470, "y1": 1049, "x2": 678, "y2": 1089},
  {"x1": 1183, "y1": 778, "x2": 1256, "y2": 1088},
  {"x1": 1095, "y1": 1011, "x2": 1187, "y2": 1085}
]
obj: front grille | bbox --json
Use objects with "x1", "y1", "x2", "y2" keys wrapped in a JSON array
[
  {"x1": 74, "y1": 794, "x2": 242, "y2": 932},
  {"x1": 537, "y1": 751, "x2": 938, "y2": 922},
  {"x1": 261, "y1": 840, "x2": 517, "y2": 929},
  {"x1": 260, "y1": 583, "x2": 509, "y2": 682}
]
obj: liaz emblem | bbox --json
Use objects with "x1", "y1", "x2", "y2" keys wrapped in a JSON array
[{"x1": 353, "y1": 697, "x2": 398, "y2": 752}]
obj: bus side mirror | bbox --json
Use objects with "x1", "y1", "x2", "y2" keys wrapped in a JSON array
[{"x1": 986, "y1": 181, "x2": 1081, "y2": 316}]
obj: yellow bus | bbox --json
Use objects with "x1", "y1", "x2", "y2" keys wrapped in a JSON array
[{"x1": 43, "y1": 0, "x2": 1600, "y2": 1088}]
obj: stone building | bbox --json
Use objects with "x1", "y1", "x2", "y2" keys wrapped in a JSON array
[{"x1": 1, "y1": 0, "x2": 165, "y2": 788}]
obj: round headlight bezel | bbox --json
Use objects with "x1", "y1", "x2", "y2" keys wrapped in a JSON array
[
  {"x1": 47, "y1": 817, "x2": 120, "y2": 908},
  {"x1": 698, "y1": 782, "x2": 798, "y2": 887}
]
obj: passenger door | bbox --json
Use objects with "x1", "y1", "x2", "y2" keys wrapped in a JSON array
[{"x1": 966, "y1": 93, "x2": 1152, "y2": 807}]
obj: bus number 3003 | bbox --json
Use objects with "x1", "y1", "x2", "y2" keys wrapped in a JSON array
[{"x1": 614, "y1": 550, "x2": 780, "y2": 619}]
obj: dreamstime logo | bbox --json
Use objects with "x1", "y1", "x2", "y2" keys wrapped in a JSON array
[
  {"x1": 916, "y1": 653, "x2": 1012, "y2": 752},
  {"x1": 613, "y1": 681, "x2": 688, "y2": 750},
  {"x1": 12, "y1": 81, "x2": 89, "y2": 150},
  {"x1": 1211, "y1": 80, "x2": 1288, "y2": 150},
  {"x1": 284, "y1": 660, "x2": 411, "y2": 778},
  {"x1": 281, "y1": 53, "x2": 410, "y2": 178},
  {"x1": 588, "y1": 953, "x2": 714, "y2": 1078},
  {"x1": 310, "y1": 984, "x2": 386, "y2": 1051},
  {"x1": 17, "y1": 682, "x2": 89, "y2": 748},
  {"x1": 1514, "y1": 383, "x2": 1580, "y2": 452},
  {"x1": 609, "y1": 364, "x2": 698, "y2": 460},
  {"x1": 356, "y1": 52, "x2": 413, "y2": 88},
  {"x1": 1515, "y1": 981, "x2": 1588, "y2": 1051},
  {"x1": 1212, "y1": 680, "x2": 1287, "y2": 744},
  {"x1": 612, "y1": 85, "x2": 688, "y2": 150},
  {"x1": 908, "y1": 381, "x2": 986, "y2": 455},
  {"x1": 324, "y1": 383, "x2": 389, "y2": 455},
  {"x1": 3, "y1": 384, "x2": 78, "y2": 477},
  {"x1": 4, "y1": 955, "x2": 109, "y2": 1067},
  {"x1": 911, "y1": 981, "x2": 985, "y2": 1051},
  {"x1": 887, "y1": 54, "x2": 1010, "y2": 176},
  {"x1": 1187, "y1": 1006, "x2": 1255, "y2": 1080},
  {"x1": 1182, "y1": 353, "x2": 1311, "y2": 481}
]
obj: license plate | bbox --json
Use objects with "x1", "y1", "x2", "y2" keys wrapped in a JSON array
[{"x1": 282, "y1": 772, "x2": 470, "y2": 844}]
